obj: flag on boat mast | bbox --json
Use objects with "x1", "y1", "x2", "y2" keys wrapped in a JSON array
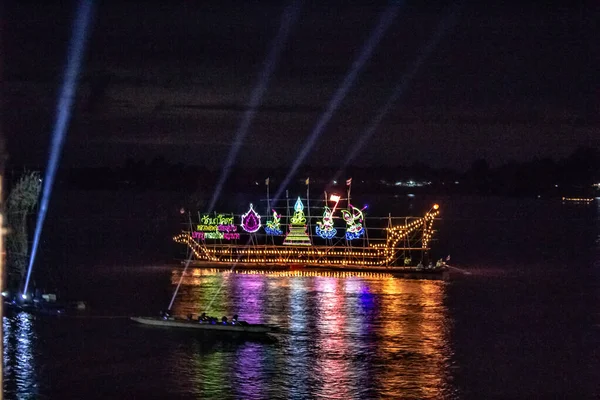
[
  {"x1": 346, "y1": 178, "x2": 352, "y2": 204},
  {"x1": 305, "y1": 177, "x2": 310, "y2": 185},
  {"x1": 265, "y1": 177, "x2": 270, "y2": 185}
]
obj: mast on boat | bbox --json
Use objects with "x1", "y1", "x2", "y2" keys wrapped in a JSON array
[{"x1": 306, "y1": 177, "x2": 312, "y2": 245}]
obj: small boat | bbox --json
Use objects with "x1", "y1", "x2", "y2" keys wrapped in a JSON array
[
  {"x1": 2, "y1": 292, "x2": 86, "y2": 316},
  {"x1": 130, "y1": 316, "x2": 275, "y2": 334}
]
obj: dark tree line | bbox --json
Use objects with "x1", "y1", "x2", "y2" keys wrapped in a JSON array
[{"x1": 10, "y1": 146, "x2": 599, "y2": 198}]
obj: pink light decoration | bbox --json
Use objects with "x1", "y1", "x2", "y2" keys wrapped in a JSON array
[
  {"x1": 241, "y1": 203, "x2": 261, "y2": 233},
  {"x1": 191, "y1": 231, "x2": 240, "y2": 241},
  {"x1": 217, "y1": 224, "x2": 238, "y2": 233}
]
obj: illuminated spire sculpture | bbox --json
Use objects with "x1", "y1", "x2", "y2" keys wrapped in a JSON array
[{"x1": 283, "y1": 197, "x2": 311, "y2": 245}]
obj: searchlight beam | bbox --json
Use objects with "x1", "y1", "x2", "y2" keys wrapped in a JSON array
[
  {"x1": 208, "y1": 0, "x2": 302, "y2": 212},
  {"x1": 23, "y1": 0, "x2": 96, "y2": 298},
  {"x1": 274, "y1": 1, "x2": 404, "y2": 202},
  {"x1": 334, "y1": 4, "x2": 462, "y2": 181}
]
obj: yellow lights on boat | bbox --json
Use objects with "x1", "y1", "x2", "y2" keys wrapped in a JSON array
[
  {"x1": 174, "y1": 205, "x2": 440, "y2": 268},
  {"x1": 562, "y1": 197, "x2": 594, "y2": 203}
]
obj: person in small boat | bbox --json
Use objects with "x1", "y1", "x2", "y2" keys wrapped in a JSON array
[
  {"x1": 222, "y1": 316, "x2": 228, "y2": 325},
  {"x1": 198, "y1": 312, "x2": 208, "y2": 323},
  {"x1": 233, "y1": 315, "x2": 248, "y2": 326},
  {"x1": 160, "y1": 310, "x2": 172, "y2": 320}
]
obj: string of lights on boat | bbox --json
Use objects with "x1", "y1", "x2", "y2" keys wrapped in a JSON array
[
  {"x1": 561, "y1": 197, "x2": 595, "y2": 204},
  {"x1": 170, "y1": 268, "x2": 403, "y2": 281}
]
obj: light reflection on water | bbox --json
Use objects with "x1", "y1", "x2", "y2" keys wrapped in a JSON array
[
  {"x1": 169, "y1": 269, "x2": 454, "y2": 399},
  {"x1": 3, "y1": 312, "x2": 38, "y2": 399},
  {"x1": 376, "y1": 279, "x2": 451, "y2": 398},
  {"x1": 2, "y1": 196, "x2": 595, "y2": 398}
]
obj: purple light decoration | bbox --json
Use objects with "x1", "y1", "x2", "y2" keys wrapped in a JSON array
[
  {"x1": 273, "y1": 1, "x2": 403, "y2": 202},
  {"x1": 241, "y1": 204, "x2": 261, "y2": 233},
  {"x1": 332, "y1": 4, "x2": 462, "y2": 182},
  {"x1": 207, "y1": 0, "x2": 302, "y2": 212}
]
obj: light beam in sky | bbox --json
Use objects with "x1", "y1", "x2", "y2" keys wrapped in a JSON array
[
  {"x1": 23, "y1": 0, "x2": 95, "y2": 298},
  {"x1": 273, "y1": 0, "x2": 404, "y2": 202},
  {"x1": 333, "y1": 3, "x2": 463, "y2": 182},
  {"x1": 208, "y1": 0, "x2": 302, "y2": 212}
]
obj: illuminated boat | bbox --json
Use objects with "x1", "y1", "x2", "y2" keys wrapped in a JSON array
[
  {"x1": 174, "y1": 191, "x2": 442, "y2": 271},
  {"x1": 130, "y1": 316, "x2": 275, "y2": 333},
  {"x1": 561, "y1": 197, "x2": 595, "y2": 204}
]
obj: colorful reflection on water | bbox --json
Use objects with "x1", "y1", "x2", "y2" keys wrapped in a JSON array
[
  {"x1": 3, "y1": 312, "x2": 38, "y2": 399},
  {"x1": 1, "y1": 269, "x2": 453, "y2": 398},
  {"x1": 3, "y1": 198, "x2": 596, "y2": 398},
  {"x1": 167, "y1": 268, "x2": 454, "y2": 398}
]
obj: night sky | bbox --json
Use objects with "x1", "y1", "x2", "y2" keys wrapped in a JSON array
[{"x1": 3, "y1": 0, "x2": 599, "y2": 171}]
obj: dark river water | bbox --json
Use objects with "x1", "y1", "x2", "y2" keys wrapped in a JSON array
[{"x1": 3, "y1": 193, "x2": 600, "y2": 399}]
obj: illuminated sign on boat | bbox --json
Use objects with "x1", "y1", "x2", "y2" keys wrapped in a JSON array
[
  {"x1": 200, "y1": 214, "x2": 234, "y2": 225},
  {"x1": 193, "y1": 213, "x2": 240, "y2": 241}
]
